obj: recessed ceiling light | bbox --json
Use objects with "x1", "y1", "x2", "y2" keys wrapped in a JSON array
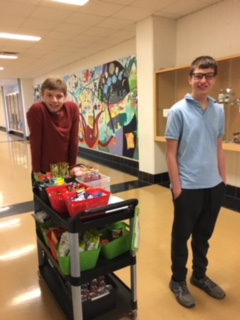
[
  {"x1": 0, "y1": 33, "x2": 41, "y2": 41},
  {"x1": 53, "y1": 0, "x2": 89, "y2": 5},
  {"x1": 0, "y1": 67, "x2": 4, "y2": 70}
]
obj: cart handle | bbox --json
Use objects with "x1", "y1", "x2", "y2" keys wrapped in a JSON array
[{"x1": 68, "y1": 198, "x2": 138, "y2": 222}]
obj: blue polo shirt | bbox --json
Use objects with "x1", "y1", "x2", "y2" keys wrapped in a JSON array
[{"x1": 165, "y1": 94, "x2": 225, "y2": 189}]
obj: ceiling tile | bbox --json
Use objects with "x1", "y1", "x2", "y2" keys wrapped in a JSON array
[
  {"x1": 0, "y1": 17, "x2": 28, "y2": 31},
  {"x1": 84, "y1": 27, "x2": 116, "y2": 37},
  {"x1": 130, "y1": 0, "x2": 179, "y2": 11},
  {"x1": 199, "y1": 0, "x2": 222, "y2": 3},
  {"x1": 30, "y1": 6, "x2": 75, "y2": 21},
  {"x1": 18, "y1": 19, "x2": 60, "y2": 33},
  {"x1": 111, "y1": 25, "x2": 136, "y2": 39},
  {"x1": 77, "y1": 0, "x2": 125, "y2": 16},
  {"x1": 65, "y1": 12, "x2": 106, "y2": 26},
  {"x1": 100, "y1": 0, "x2": 134, "y2": 4},
  {"x1": 161, "y1": 0, "x2": 214, "y2": 16},
  {"x1": 95, "y1": 17, "x2": 132, "y2": 30},
  {"x1": 112, "y1": 6, "x2": 155, "y2": 21},
  {"x1": 0, "y1": 0, "x2": 223, "y2": 81},
  {"x1": 0, "y1": 1, "x2": 37, "y2": 15},
  {"x1": 50, "y1": 23, "x2": 89, "y2": 34}
]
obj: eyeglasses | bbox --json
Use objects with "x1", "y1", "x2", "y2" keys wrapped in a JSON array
[{"x1": 192, "y1": 73, "x2": 215, "y2": 80}]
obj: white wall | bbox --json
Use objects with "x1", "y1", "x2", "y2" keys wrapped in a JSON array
[
  {"x1": 136, "y1": 16, "x2": 176, "y2": 175},
  {"x1": 33, "y1": 38, "x2": 136, "y2": 85},
  {"x1": 177, "y1": 0, "x2": 240, "y2": 64},
  {"x1": 19, "y1": 78, "x2": 34, "y2": 137}
]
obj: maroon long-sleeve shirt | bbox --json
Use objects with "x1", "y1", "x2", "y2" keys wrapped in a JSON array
[{"x1": 27, "y1": 101, "x2": 80, "y2": 172}]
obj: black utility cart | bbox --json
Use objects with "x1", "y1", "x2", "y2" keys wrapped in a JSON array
[{"x1": 33, "y1": 187, "x2": 138, "y2": 320}]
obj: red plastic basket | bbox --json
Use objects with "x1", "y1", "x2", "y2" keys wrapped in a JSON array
[
  {"x1": 46, "y1": 184, "x2": 87, "y2": 214},
  {"x1": 63, "y1": 188, "x2": 111, "y2": 217}
]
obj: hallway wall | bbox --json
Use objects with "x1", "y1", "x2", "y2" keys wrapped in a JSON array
[
  {"x1": 33, "y1": 38, "x2": 136, "y2": 85},
  {"x1": 176, "y1": 0, "x2": 240, "y2": 65}
]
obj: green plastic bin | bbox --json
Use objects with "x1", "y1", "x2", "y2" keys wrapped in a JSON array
[
  {"x1": 100, "y1": 222, "x2": 131, "y2": 259},
  {"x1": 58, "y1": 247, "x2": 101, "y2": 275}
]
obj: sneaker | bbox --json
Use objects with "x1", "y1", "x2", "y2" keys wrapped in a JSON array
[
  {"x1": 169, "y1": 280, "x2": 196, "y2": 308},
  {"x1": 190, "y1": 275, "x2": 225, "y2": 299}
]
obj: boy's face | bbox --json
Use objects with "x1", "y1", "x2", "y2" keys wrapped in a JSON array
[
  {"x1": 41, "y1": 89, "x2": 67, "y2": 113},
  {"x1": 189, "y1": 67, "x2": 216, "y2": 98}
]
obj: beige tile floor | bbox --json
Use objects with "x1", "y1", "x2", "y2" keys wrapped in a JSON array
[{"x1": 0, "y1": 131, "x2": 240, "y2": 320}]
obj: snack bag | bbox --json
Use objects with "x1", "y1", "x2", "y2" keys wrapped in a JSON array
[{"x1": 83, "y1": 230, "x2": 100, "y2": 250}]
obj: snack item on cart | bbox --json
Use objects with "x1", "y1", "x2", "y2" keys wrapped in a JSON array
[
  {"x1": 100, "y1": 238, "x2": 109, "y2": 245},
  {"x1": 72, "y1": 168, "x2": 85, "y2": 178},
  {"x1": 81, "y1": 284, "x2": 90, "y2": 301},
  {"x1": 33, "y1": 210, "x2": 50, "y2": 223},
  {"x1": 70, "y1": 164, "x2": 102, "y2": 183},
  {"x1": 67, "y1": 183, "x2": 86, "y2": 193},
  {"x1": 70, "y1": 190, "x2": 104, "y2": 202},
  {"x1": 79, "y1": 240, "x2": 86, "y2": 253},
  {"x1": 112, "y1": 227, "x2": 124, "y2": 239},
  {"x1": 83, "y1": 230, "x2": 100, "y2": 250},
  {"x1": 50, "y1": 162, "x2": 70, "y2": 178},
  {"x1": 52, "y1": 177, "x2": 65, "y2": 186},
  {"x1": 58, "y1": 230, "x2": 100, "y2": 258},
  {"x1": 34, "y1": 162, "x2": 74, "y2": 187},
  {"x1": 81, "y1": 276, "x2": 112, "y2": 301},
  {"x1": 58, "y1": 232, "x2": 70, "y2": 257},
  {"x1": 34, "y1": 172, "x2": 53, "y2": 182},
  {"x1": 71, "y1": 164, "x2": 89, "y2": 178},
  {"x1": 50, "y1": 227, "x2": 65, "y2": 245}
]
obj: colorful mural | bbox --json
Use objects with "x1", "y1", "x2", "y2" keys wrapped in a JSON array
[{"x1": 63, "y1": 56, "x2": 138, "y2": 160}]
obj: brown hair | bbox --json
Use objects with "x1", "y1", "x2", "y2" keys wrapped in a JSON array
[
  {"x1": 41, "y1": 77, "x2": 67, "y2": 95},
  {"x1": 189, "y1": 56, "x2": 218, "y2": 77}
]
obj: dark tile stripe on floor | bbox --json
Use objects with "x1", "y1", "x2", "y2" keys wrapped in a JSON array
[
  {"x1": 1, "y1": 180, "x2": 238, "y2": 219},
  {"x1": 0, "y1": 201, "x2": 34, "y2": 218}
]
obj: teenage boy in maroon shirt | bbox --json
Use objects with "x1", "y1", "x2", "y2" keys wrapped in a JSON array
[{"x1": 27, "y1": 77, "x2": 80, "y2": 175}]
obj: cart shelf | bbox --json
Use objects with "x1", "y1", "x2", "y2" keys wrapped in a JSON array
[
  {"x1": 37, "y1": 233, "x2": 136, "y2": 285},
  {"x1": 33, "y1": 188, "x2": 138, "y2": 320},
  {"x1": 39, "y1": 261, "x2": 135, "y2": 320}
]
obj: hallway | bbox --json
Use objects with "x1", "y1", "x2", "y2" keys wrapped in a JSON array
[{"x1": 0, "y1": 131, "x2": 239, "y2": 320}]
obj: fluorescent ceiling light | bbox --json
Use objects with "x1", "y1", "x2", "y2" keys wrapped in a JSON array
[
  {"x1": 0, "y1": 67, "x2": 4, "y2": 70},
  {"x1": 0, "y1": 33, "x2": 41, "y2": 41},
  {"x1": 53, "y1": 0, "x2": 89, "y2": 5},
  {"x1": 0, "y1": 54, "x2": 18, "y2": 59}
]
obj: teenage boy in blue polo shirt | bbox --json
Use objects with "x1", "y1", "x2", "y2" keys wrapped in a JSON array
[{"x1": 165, "y1": 56, "x2": 226, "y2": 308}]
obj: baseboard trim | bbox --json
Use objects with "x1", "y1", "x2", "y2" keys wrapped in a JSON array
[{"x1": 78, "y1": 147, "x2": 139, "y2": 176}]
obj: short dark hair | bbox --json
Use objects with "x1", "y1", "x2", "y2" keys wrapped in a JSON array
[
  {"x1": 41, "y1": 77, "x2": 67, "y2": 95},
  {"x1": 189, "y1": 56, "x2": 218, "y2": 77}
]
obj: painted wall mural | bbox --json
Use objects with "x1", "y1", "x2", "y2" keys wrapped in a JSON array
[
  {"x1": 33, "y1": 56, "x2": 138, "y2": 160},
  {"x1": 64, "y1": 56, "x2": 138, "y2": 160}
]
